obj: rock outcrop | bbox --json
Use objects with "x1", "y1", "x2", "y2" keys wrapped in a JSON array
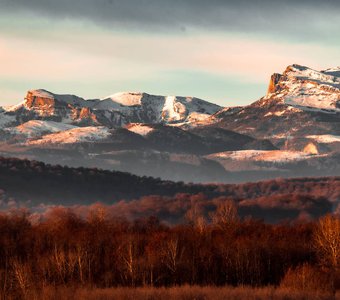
[{"x1": 267, "y1": 73, "x2": 282, "y2": 95}]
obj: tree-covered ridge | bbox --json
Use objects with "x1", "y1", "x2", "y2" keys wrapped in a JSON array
[{"x1": 0, "y1": 156, "x2": 338, "y2": 222}]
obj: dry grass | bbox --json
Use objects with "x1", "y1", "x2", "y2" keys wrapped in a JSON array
[{"x1": 9, "y1": 285, "x2": 339, "y2": 300}]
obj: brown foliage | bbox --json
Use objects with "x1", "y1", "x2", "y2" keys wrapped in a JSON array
[
  {"x1": 0, "y1": 208, "x2": 337, "y2": 299},
  {"x1": 280, "y1": 263, "x2": 333, "y2": 292}
]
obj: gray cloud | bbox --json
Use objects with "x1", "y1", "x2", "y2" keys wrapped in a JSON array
[{"x1": 0, "y1": 0, "x2": 339, "y2": 42}]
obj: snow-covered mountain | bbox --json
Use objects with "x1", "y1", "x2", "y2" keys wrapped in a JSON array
[
  {"x1": 2, "y1": 89, "x2": 221, "y2": 128},
  {"x1": 266, "y1": 64, "x2": 340, "y2": 112},
  {"x1": 0, "y1": 64, "x2": 339, "y2": 182},
  {"x1": 213, "y1": 64, "x2": 340, "y2": 142}
]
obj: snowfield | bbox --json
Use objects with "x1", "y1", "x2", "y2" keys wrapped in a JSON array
[
  {"x1": 5, "y1": 120, "x2": 76, "y2": 137},
  {"x1": 28, "y1": 126, "x2": 111, "y2": 145},
  {"x1": 100, "y1": 92, "x2": 145, "y2": 106},
  {"x1": 97, "y1": 92, "x2": 221, "y2": 124},
  {"x1": 265, "y1": 64, "x2": 340, "y2": 112},
  {"x1": 307, "y1": 134, "x2": 340, "y2": 143},
  {"x1": 208, "y1": 150, "x2": 323, "y2": 163}
]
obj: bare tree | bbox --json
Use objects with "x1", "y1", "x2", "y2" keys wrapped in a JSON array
[
  {"x1": 185, "y1": 198, "x2": 206, "y2": 234},
  {"x1": 118, "y1": 237, "x2": 139, "y2": 286},
  {"x1": 314, "y1": 214, "x2": 340, "y2": 270},
  {"x1": 314, "y1": 214, "x2": 340, "y2": 296},
  {"x1": 161, "y1": 236, "x2": 183, "y2": 276},
  {"x1": 211, "y1": 199, "x2": 239, "y2": 230}
]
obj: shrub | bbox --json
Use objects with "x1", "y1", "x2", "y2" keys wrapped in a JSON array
[{"x1": 280, "y1": 263, "x2": 332, "y2": 292}]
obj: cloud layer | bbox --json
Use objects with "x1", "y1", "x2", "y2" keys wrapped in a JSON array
[
  {"x1": 1, "y1": 0, "x2": 340, "y2": 42},
  {"x1": 0, "y1": 0, "x2": 339, "y2": 106}
]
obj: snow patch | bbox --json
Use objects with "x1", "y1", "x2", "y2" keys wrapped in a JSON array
[
  {"x1": 307, "y1": 134, "x2": 340, "y2": 143},
  {"x1": 28, "y1": 126, "x2": 111, "y2": 145},
  {"x1": 162, "y1": 96, "x2": 187, "y2": 122},
  {"x1": 209, "y1": 150, "x2": 322, "y2": 163},
  {"x1": 3, "y1": 101, "x2": 26, "y2": 112},
  {"x1": 264, "y1": 110, "x2": 286, "y2": 117},
  {"x1": 187, "y1": 112, "x2": 211, "y2": 122},
  {"x1": 126, "y1": 124, "x2": 154, "y2": 136},
  {"x1": 5, "y1": 120, "x2": 76, "y2": 138},
  {"x1": 101, "y1": 92, "x2": 143, "y2": 106}
]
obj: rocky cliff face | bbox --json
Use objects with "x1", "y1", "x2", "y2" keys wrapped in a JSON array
[
  {"x1": 267, "y1": 73, "x2": 283, "y2": 95},
  {"x1": 25, "y1": 90, "x2": 56, "y2": 110}
]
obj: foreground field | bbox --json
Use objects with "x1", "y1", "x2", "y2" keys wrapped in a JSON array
[{"x1": 8, "y1": 286, "x2": 339, "y2": 300}]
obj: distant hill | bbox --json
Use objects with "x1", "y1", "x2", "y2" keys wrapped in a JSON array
[{"x1": 0, "y1": 156, "x2": 338, "y2": 223}]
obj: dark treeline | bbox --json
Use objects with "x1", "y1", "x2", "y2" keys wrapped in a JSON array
[
  {"x1": 0, "y1": 208, "x2": 339, "y2": 299},
  {"x1": 0, "y1": 156, "x2": 339, "y2": 208}
]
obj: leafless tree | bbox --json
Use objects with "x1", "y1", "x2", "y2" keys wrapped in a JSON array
[
  {"x1": 314, "y1": 214, "x2": 340, "y2": 270},
  {"x1": 211, "y1": 199, "x2": 239, "y2": 230},
  {"x1": 314, "y1": 214, "x2": 340, "y2": 296}
]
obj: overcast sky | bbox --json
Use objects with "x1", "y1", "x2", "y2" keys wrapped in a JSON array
[{"x1": 0, "y1": 0, "x2": 339, "y2": 106}]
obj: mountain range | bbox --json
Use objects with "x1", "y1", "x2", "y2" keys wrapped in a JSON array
[{"x1": 0, "y1": 64, "x2": 339, "y2": 182}]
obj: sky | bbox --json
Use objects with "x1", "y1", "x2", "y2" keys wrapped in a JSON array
[{"x1": 0, "y1": 0, "x2": 339, "y2": 107}]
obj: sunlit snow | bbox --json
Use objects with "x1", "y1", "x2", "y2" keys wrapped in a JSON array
[
  {"x1": 126, "y1": 123, "x2": 154, "y2": 136},
  {"x1": 28, "y1": 126, "x2": 110, "y2": 145}
]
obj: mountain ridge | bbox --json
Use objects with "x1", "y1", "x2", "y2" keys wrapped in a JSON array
[
  {"x1": 0, "y1": 63, "x2": 339, "y2": 182},
  {"x1": 4, "y1": 89, "x2": 222, "y2": 128}
]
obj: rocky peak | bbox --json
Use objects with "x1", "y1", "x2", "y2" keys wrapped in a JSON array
[
  {"x1": 283, "y1": 64, "x2": 308, "y2": 74},
  {"x1": 267, "y1": 73, "x2": 283, "y2": 95},
  {"x1": 24, "y1": 89, "x2": 87, "y2": 110},
  {"x1": 263, "y1": 64, "x2": 340, "y2": 112},
  {"x1": 25, "y1": 90, "x2": 56, "y2": 110},
  {"x1": 265, "y1": 64, "x2": 308, "y2": 97}
]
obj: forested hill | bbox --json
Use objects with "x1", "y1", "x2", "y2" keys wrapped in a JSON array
[{"x1": 0, "y1": 156, "x2": 339, "y2": 208}]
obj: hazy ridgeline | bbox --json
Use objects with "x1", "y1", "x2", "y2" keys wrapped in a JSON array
[
  {"x1": 0, "y1": 157, "x2": 339, "y2": 223},
  {"x1": 0, "y1": 208, "x2": 338, "y2": 299}
]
